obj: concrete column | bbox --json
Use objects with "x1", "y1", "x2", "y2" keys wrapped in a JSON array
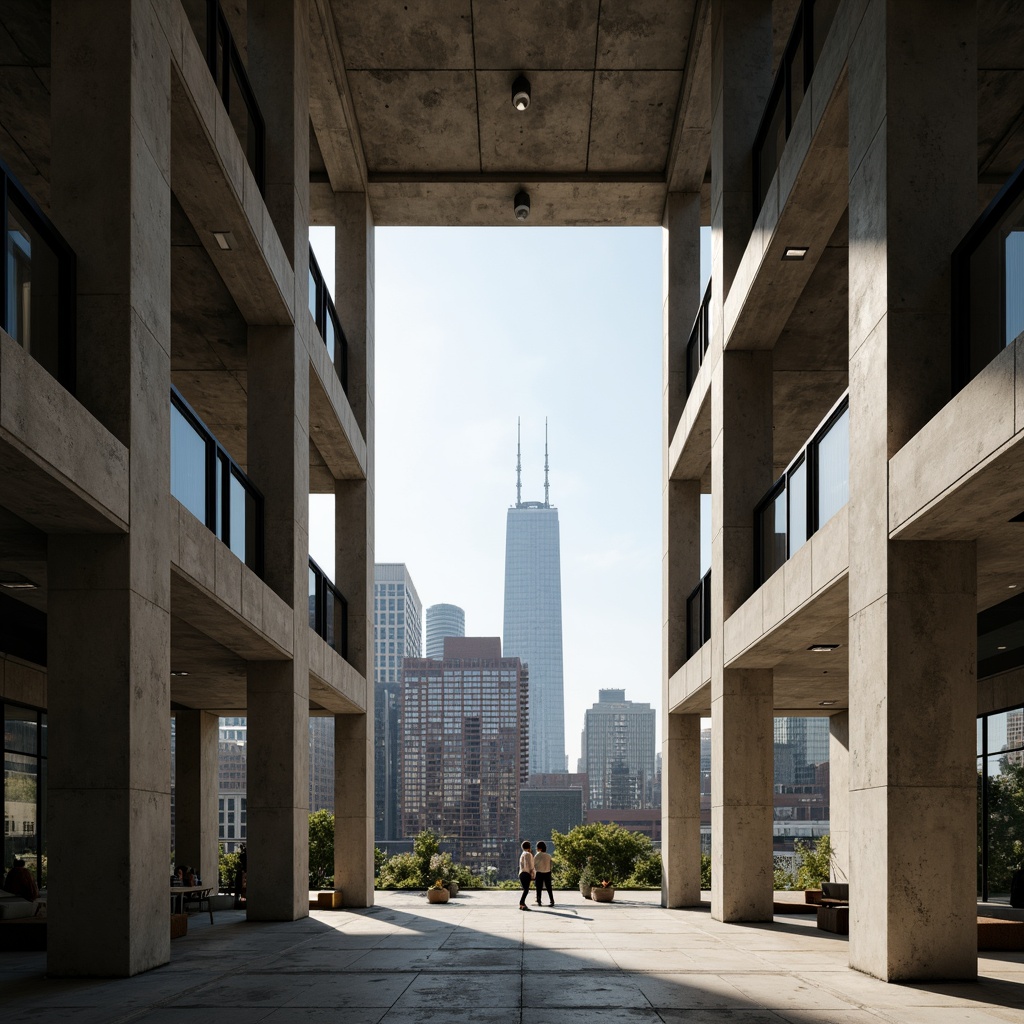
[
  {"x1": 47, "y1": 0, "x2": 171, "y2": 977},
  {"x1": 710, "y1": 350, "x2": 774, "y2": 922},
  {"x1": 334, "y1": 711, "x2": 373, "y2": 905},
  {"x1": 174, "y1": 711, "x2": 220, "y2": 888},
  {"x1": 847, "y1": 0, "x2": 977, "y2": 981},
  {"x1": 828, "y1": 711, "x2": 849, "y2": 882},
  {"x1": 662, "y1": 712, "x2": 703, "y2": 906}
]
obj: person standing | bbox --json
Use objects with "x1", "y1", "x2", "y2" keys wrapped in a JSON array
[
  {"x1": 533, "y1": 841, "x2": 554, "y2": 906},
  {"x1": 518, "y1": 840, "x2": 535, "y2": 910}
]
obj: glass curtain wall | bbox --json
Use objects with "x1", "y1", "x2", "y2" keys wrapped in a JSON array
[
  {"x1": 3, "y1": 702, "x2": 47, "y2": 888},
  {"x1": 978, "y1": 705, "x2": 1024, "y2": 901}
]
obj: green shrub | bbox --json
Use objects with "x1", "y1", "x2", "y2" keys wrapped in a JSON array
[
  {"x1": 550, "y1": 822, "x2": 653, "y2": 888},
  {"x1": 773, "y1": 855, "x2": 796, "y2": 891},
  {"x1": 497, "y1": 878, "x2": 522, "y2": 890},
  {"x1": 700, "y1": 853, "x2": 712, "y2": 890},
  {"x1": 794, "y1": 835, "x2": 832, "y2": 889},
  {"x1": 374, "y1": 846, "x2": 387, "y2": 878},
  {"x1": 626, "y1": 852, "x2": 663, "y2": 888},
  {"x1": 308, "y1": 809, "x2": 335, "y2": 889},
  {"x1": 376, "y1": 852, "x2": 422, "y2": 888}
]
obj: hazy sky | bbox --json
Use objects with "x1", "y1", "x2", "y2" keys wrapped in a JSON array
[{"x1": 310, "y1": 224, "x2": 709, "y2": 768}]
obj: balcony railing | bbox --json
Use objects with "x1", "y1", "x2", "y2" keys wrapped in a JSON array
[
  {"x1": 184, "y1": 0, "x2": 266, "y2": 193},
  {"x1": 170, "y1": 387, "x2": 264, "y2": 576},
  {"x1": 685, "y1": 281, "x2": 713, "y2": 399},
  {"x1": 1, "y1": 158, "x2": 76, "y2": 392},
  {"x1": 751, "y1": 0, "x2": 840, "y2": 221},
  {"x1": 308, "y1": 556, "x2": 348, "y2": 659},
  {"x1": 952, "y1": 158, "x2": 1024, "y2": 393},
  {"x1": 308, "y1": 245, "x2": 349, "y2": 394},
  {"x1": 754, "y1": 393, "x2": 848, "y2": 586},
  {"x1": 686, "y1": 569, "x2": 712, "y2": 660}
]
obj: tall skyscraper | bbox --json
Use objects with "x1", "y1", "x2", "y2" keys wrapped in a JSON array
[
  {"x1": 579, "y1": 689, "x2": 656, "y2": 810},
  {"x1": 400, "y1": 637, "x2": 529, "y2": 877},
  {"x1": 425, "y1": 603, "x2": 465, "y2": 659},
  {"x1": 502, "y1": 421, "x2": 566, "y2": 775},
  {"x1": 373, "y1": 563, "x2": 423, "y2": 840}
]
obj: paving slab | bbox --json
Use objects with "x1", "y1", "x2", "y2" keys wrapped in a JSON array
[{"x1": 2, "y1": 891, "x2": 1023, "y2": 1024}]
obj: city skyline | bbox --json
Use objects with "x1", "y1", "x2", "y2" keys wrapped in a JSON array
[{"x1": 310, "y1": 226, "x2": 695, "y2": 767}]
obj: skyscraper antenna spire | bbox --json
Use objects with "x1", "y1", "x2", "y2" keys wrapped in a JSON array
[
  {"x1": 544, "y1": 418, "x2": 550, "y2": 507},
  {"x1": 516, "y1": 418, "x2": 522, "y2": 508}
]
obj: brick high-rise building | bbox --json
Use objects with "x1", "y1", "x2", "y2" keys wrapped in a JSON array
[
  {"x1": 400, "y1": 637, "x2": 528, "y2": 877},
  {"x1": 580, "y1": 690, "x2": 656, "y2": 811}
]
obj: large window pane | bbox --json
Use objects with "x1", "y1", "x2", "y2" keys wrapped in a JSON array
[
  {"x1": 6, "y1": 197, "x2": 60, "y2": 380},
  {"x1": 4, "y1": 705, "x2": 36, "y2": 755},
  {"x1": 309, "y1": 567, "x2": 318, "y2": 631},
  {"x1": 985, "y1": 751, "x2": 1024, "y2": 901},
  {"x1": 789, "y1": 459, "x2": 808, "y2": 555},
  {"x1": 229, "y1": 471, "x2": 247, "y2": 562},
  {"x1": 4, "y1": 751, "x2": 38, "y2": 885},
  {"x1": 170, "y1": 403, "x2": 208, "y2": 523},
  {"x1": 308, "y1": 267, "x2": 318, "y2": 321},
  {"x1": 760, "y1": 487, "x2": 787, "y2": 582},
  {"x1": 1007, "y1": 227, "x2": 1024, "y2": 345},
  {"x1": 816, "y1": 406, "x2": 849, "y2": 525}
]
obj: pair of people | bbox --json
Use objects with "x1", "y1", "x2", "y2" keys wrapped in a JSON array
[{"x1": 517, "y1": 840, "x2": 554, "y2": 909}]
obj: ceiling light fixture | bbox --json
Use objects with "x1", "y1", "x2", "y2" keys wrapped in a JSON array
[
  {"x1": 807, "y1": 644, "x2": 839, "y2": 652},
  {"x1": 171, "y1": 670, "x2": 189, "y2": 677},
  {"x1": 783, "y1": 246, "x2": 809, "y2": 261},
  {"x1": 512, "y1": 74, "x2": 531, "y2": 111},
  {"x1": 998, "y1": 646, "x2": 1008, "y2": 651},
  {"x1": 0, "y1": 571, "x2": 37, "y2": 590},
  {"x1": 212, "y1": 231, "x2": 235, "y2": 251},
  {"x1": 819, "y1": 700, "x2": 837, "y2": 707},
  {"x1": 1010, "y1": 584, "x2": 1019, "y2": 590},
  {"x1": 514, "y1": 190, "x2": 531, "y2": 221}
]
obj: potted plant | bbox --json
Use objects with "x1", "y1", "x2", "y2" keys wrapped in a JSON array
[
  {"x1": 426, "y1": 878, "x2": 450, "y2": 904},
  {"x1": 592, "y1": 876, "x2": 617, "y2": 902},
  {"x1": 579, "y1": 861, "x2": 596, "y2": 899}
]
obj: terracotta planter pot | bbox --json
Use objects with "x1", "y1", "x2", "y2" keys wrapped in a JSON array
[
  {"x1": 592, "y1": 886, "x2": 615, "y2": 902},
  {"x1": 447, "y1": 882, "x2": 459, "y2": 897},
  {"x1": 427, "y1": 888, "x2": 450, "y2": 903}
]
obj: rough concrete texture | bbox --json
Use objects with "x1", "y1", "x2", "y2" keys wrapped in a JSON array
[
  {"x1": 7, "y1": 890, "x2": 1024, "y2": 1022},
  {"x1": 174, "y1": 710, "x2": 220, "y2": 888},
  {"x1": 661, "y1": 712, "x2": 702, "y2": 907}
]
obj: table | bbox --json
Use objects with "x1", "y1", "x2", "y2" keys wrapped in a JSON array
[{"x1": 170, "y1": 885, "x2": 214, "y2": 925}]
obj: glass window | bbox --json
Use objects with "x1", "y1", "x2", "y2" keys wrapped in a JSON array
[
  {"x1": 308, "y1": 266, "x2": 318, "y2": 322},
  {"x1": 4, "y1": 750, "x2": 38, "y2": 885},
  {"x1": 1006, "y1": 225, "x2": 1024, "y2": 346},
  {"x1": 4, "y1": 705, "x2": 36, "y2": 755},
  {"x1": 229, "y1": 471, "x2": 247, "y2": 562},
  {"x1": 760, "y1": 485, "x2": 787, "y2": 582},
  {"x1": 816, "y1": 406, "x2": 849, "y2": 526},
  {"x1": 788, "y1": 458, "x2": 808, "y2": 555},
  {"x1": 171, "y1": 403, "x2": 208, "y2": 524}
]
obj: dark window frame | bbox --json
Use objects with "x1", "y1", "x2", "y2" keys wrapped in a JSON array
[{"x1": 170, "y1": 386, "x2": 265, "y2": 577}]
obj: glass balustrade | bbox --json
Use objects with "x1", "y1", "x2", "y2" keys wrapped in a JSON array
[
  {"x1": 685, "y1": 281, "x2": 713, "y2": 399},
  {"x1": 752, "y1": 0, "x2": 840, "y2": 220},
  {"x1": 308, "y1": 245, "x2": 349, "y2": 394},
  {"x1": 952, "y1": 158, "x2": 1024, "y2": 392},
  {"x1": 308, "y1": 556, "x2": 348, "y2": 659},
  {"x1": 182, "y1": 0, "x2": 265, "y2": 193},
  {"x1": 170, "y1": 388, "x2": 264, "y2": 576},
  {"x1": 686, "y1": 569, "x2": 712, "y2": 660},
  {"x1": 1, "y1": 160, "x2": 76, "y2": 391},
  {"x1": 754, "y1": 393, "x2": 849, "y2": 586}
]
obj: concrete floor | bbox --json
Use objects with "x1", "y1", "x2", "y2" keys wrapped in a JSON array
[{"x1": 3, "y1": 890, "x2": 1024, "y2": 1023}]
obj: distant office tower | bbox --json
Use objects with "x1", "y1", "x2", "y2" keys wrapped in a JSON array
[
  {"x1": 400, "y1": 637, "x2": 528, "y2": 877},
  {"x1": 774, "y1": 717, "x2": 830, "y2": 784},
  {"x1": 772, "y1": 717, "x2": 831, "y2": 862},
  {"x1": 425, "y1": 603, "x2": 466, "y2": 659},
  {"x1": 579, "y1": 689, "x2": 656, "y2": 810},
  {"x1": 502, "y1": 421, "x2": 565, "y2": 775},
  {"x1": 519, "y1": 787, "x2": 583, "y2": 854},
  {"x1": 218, "y1": 717, "x2": 248, "y2": 854},
  {"x1": 374, "y1": 563, "x2": 423, "y2": 841},
  {"x1": 309, "y1": 717, "x2": 334, "y2": 813}
]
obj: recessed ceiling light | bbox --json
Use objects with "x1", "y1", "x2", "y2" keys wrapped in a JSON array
[
  {"x1": 171, "y1": 670, "x2": 189, "y2": 677},
  {"x1": 998, "y1": 646, "x2": 1008, "y2": 651},
  {"x1": 1010, "y1": 584, "x2": 1018, "y2": 590},
  {"x1": 212, "y1": 231, "x2": 235, "y2": 250},
  {"x1": 512, "y1": 74, "x2": 531, "y2": 111},
  {"x1": 819, "y1": 700, "x2": 837, "y2": 707},
  {"x1": 513, "y1": 190, "x2": 530, "y2": 221},
  {"x1": 807, "y1": 644, "x2": 839, "y2": 652},
  {"x1": 782, "y1": 246, "x2": 809, "y2": 260}
]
